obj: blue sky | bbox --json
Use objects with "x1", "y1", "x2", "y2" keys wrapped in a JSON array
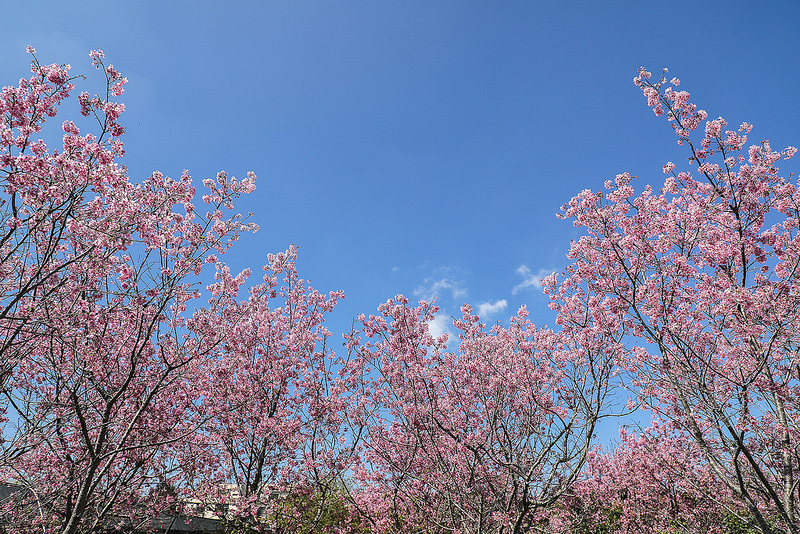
[{"x1": 3, "y1": 2, "x2": 800, "y2": 437}]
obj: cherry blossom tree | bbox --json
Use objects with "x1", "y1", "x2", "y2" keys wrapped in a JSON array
[
  {"x1": 565, "y1": 420, "x2": 742, "y2": 534},
  {"x1": 548, "y1": 67, "x2": 799, "y2": 533},
  {"x1": 340, "y1": 297, "x2": 618, "y2": 534},
  {"x1": 0, "y1": 49, "x2": 259, "y2": 533},
  {"x1": 181, "y1": 245, "x2": 351, "y2": 533}
]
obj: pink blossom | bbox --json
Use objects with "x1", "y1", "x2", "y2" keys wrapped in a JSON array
[
  {"x1": 0, "y1": 48, "x2": 261, "y2": 532},
  {"x1": 554, "y1": 66, "x2": 800, "y2": 533}
]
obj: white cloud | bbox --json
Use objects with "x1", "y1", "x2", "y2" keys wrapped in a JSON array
[
  {"x1": 512, "y1": 265, "x2": 554, "y2": 294},
  {"x1": 414, "y1": 277, "x2": 467, "y2": 302},
  {"x1": 476, "y1": 299, "x2": 508, "y2": 319},
  {"x1": 426, "y1": 313, "x2": 453, "y2": 344}
]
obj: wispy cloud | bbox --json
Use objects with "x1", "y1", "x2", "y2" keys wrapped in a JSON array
[
  {"x1": 477, "y1": 299, "x2": 508, "y2": 319},
  {"x1": 414, "y1": 276, "x2": 467, "y2": 302},
  {"x1": 512, "y1": 265, "x2": 553, "y2": 294}
]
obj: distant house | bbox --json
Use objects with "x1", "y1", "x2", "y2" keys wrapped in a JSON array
[
  {"x1": 136, "y1": 514, "x2": 223, "y2": 533},
  {"x1": 0, "y1": 483, "x2": 226, "y2": 533},
  {"x1": 0, "y1": 484, "x2": 22, "y2": 503}
]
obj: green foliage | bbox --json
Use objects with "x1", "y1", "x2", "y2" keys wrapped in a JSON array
[
  {"x1": 219, "y1": 514, "x2": 259, "y2": 534},
  {"x1": 722, "y1": 513, "x2": 758, "y2": 534},
  {"x1": 568, "y1": 502, "x2": 622, "y2": 534},
  {"x1": 272, "y1": 487, "x2": 365, "y2": 534},
  {"x1": 564, "y1": 504, "x2": 775, "y2": 534},
  {"x1": 217, "y1": 485, "x2": 367, "y2": 534},
  {"x1": 721, "y1": 511, "x2": 777, "y2": 534}
]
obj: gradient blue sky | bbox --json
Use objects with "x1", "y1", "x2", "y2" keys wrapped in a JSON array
[{"x1": 2, "y1": 2, "x2": 799, "y2": 436}]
